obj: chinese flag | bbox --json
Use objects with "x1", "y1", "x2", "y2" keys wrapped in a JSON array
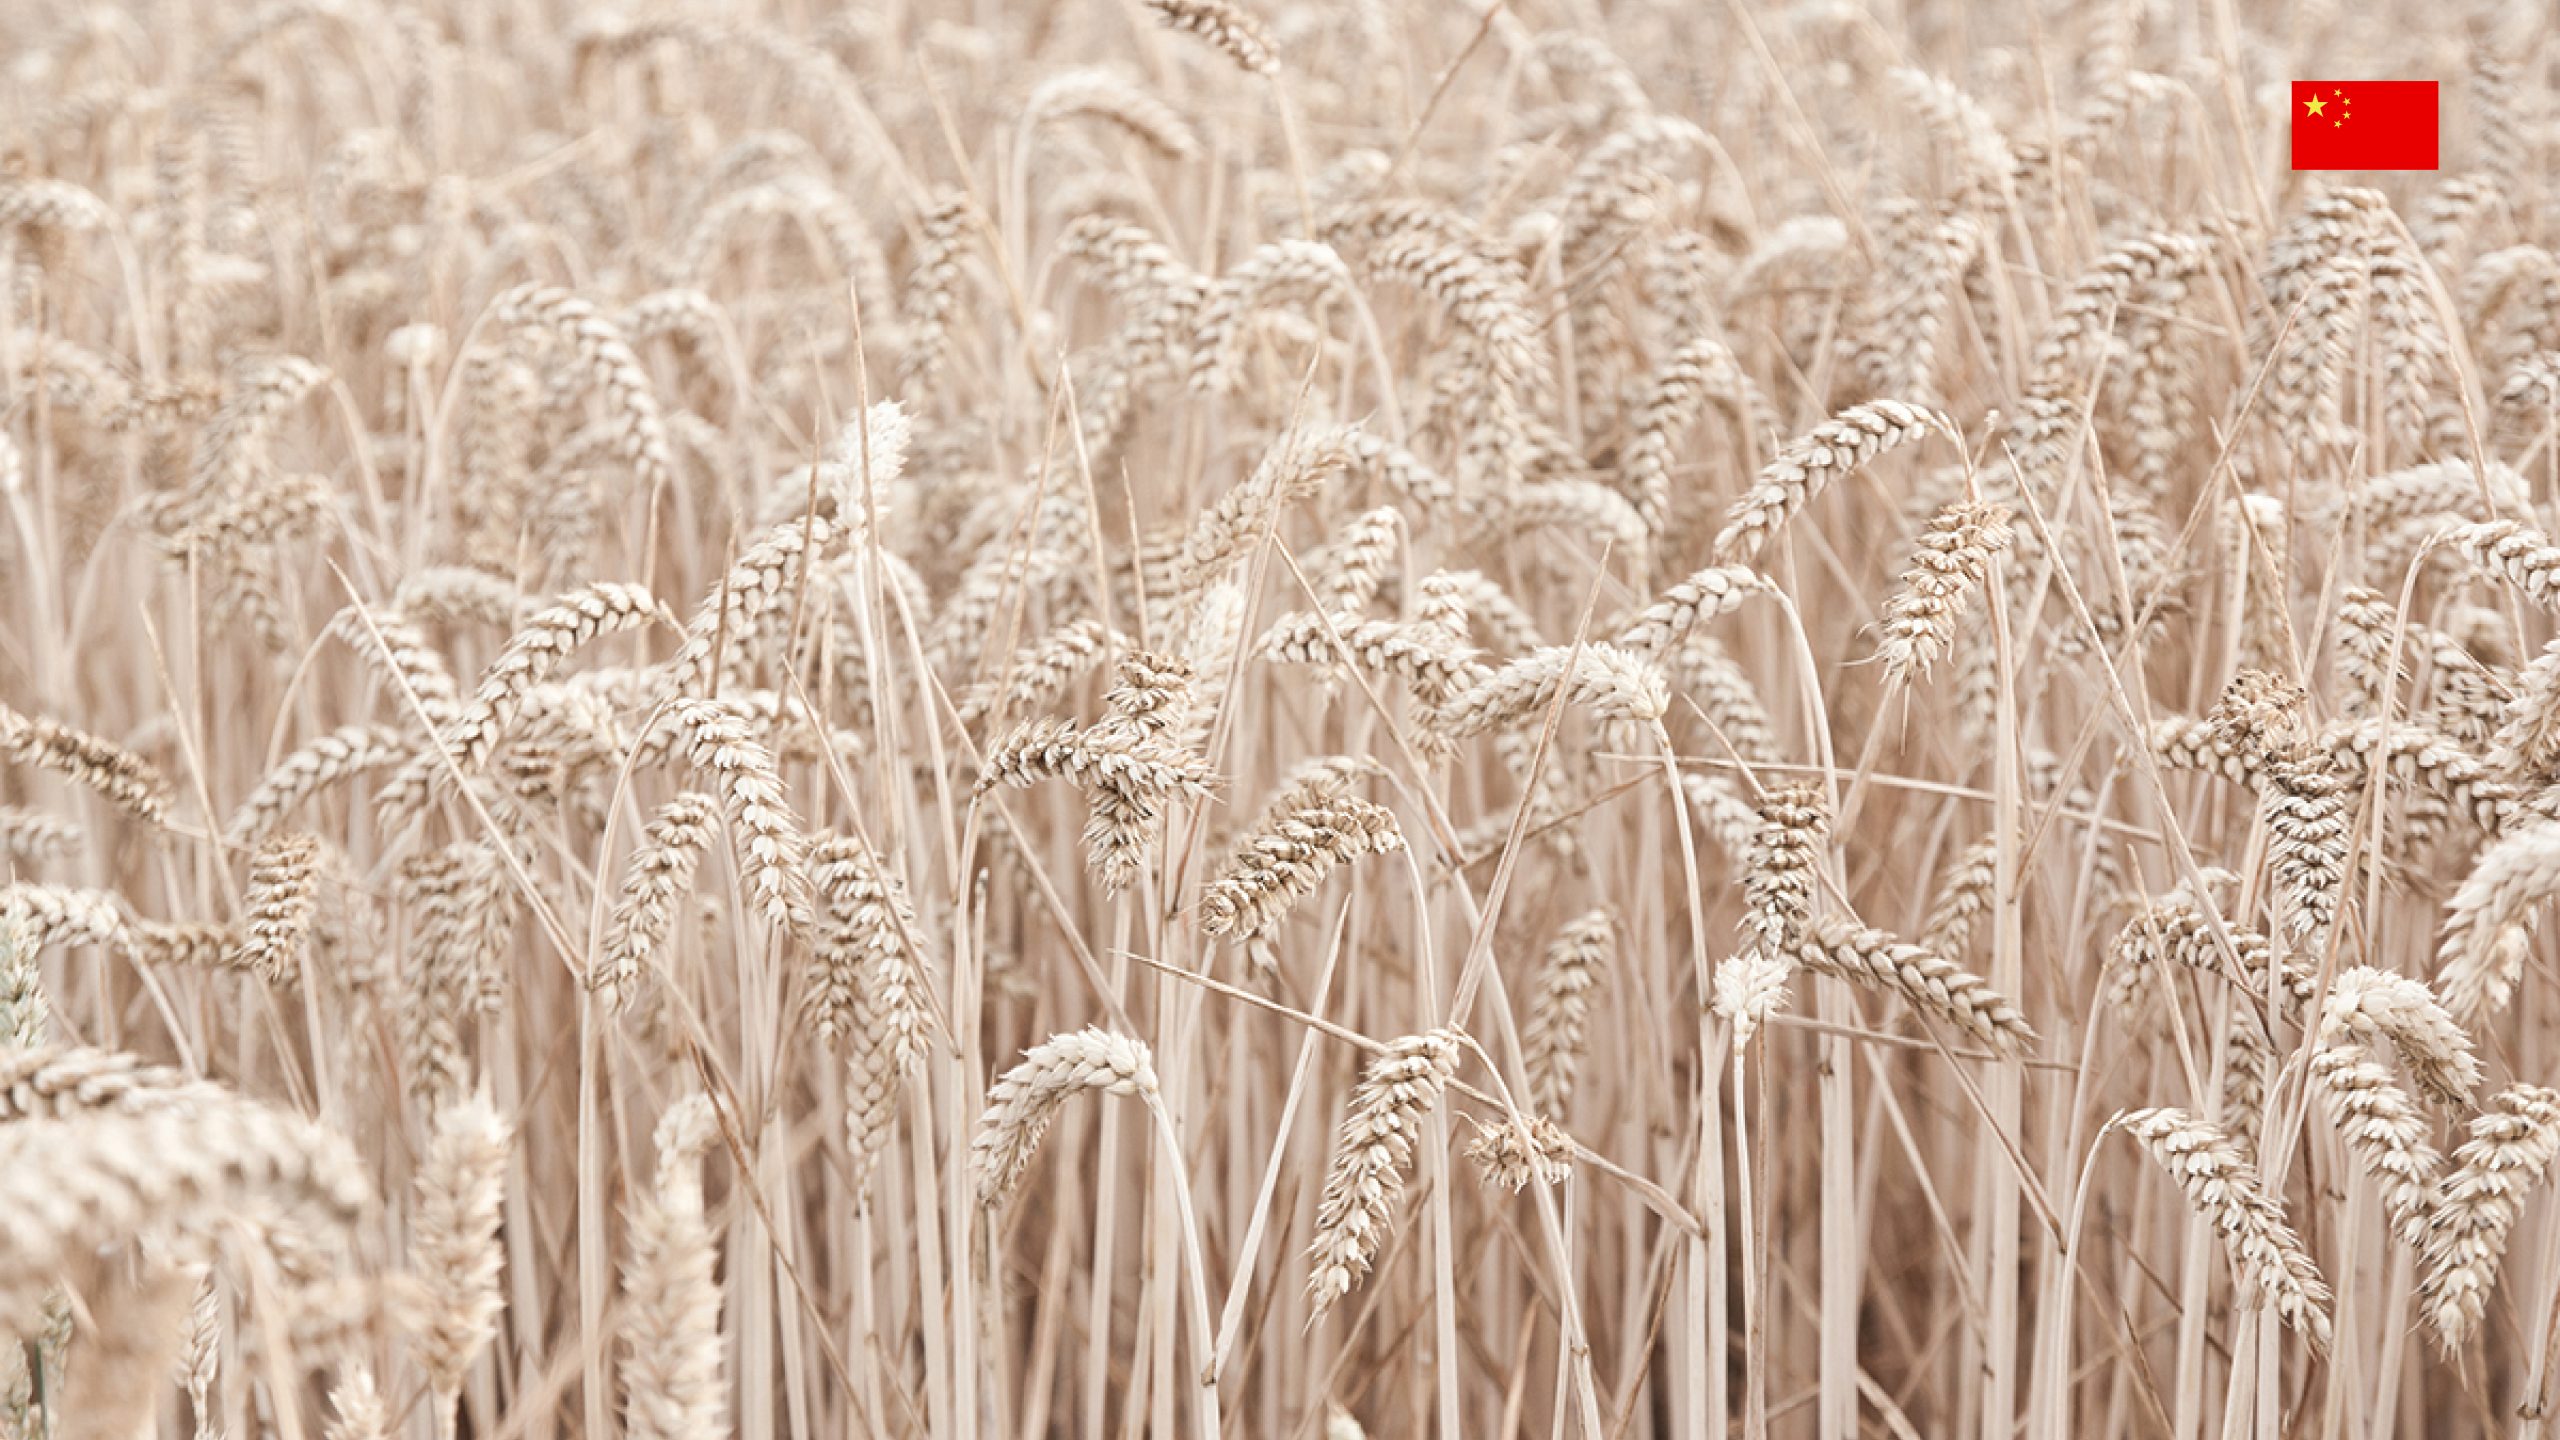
[{"x1": 2290, "y1": 81, "x2": 2438, "y2": 170}]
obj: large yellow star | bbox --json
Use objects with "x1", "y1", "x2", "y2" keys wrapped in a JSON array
[{"x1": 2304, "y1": 96, "x2": 2326, "y2": 117}]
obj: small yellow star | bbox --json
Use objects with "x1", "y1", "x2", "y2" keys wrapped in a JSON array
[{"x1": 2304, "y1": 96, "x2": 2326, "y2": 117}]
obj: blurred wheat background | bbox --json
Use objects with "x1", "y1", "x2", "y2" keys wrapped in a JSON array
[{"x1": 2, "y1": 0, "x2": 2557, "y2": 1436}]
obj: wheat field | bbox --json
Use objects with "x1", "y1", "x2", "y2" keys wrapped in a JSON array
[{"x1": 2, "y1": 0, "x2": 2558, "y2": 1436}]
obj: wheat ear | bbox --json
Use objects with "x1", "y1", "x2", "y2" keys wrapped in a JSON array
[
  {"x1": 2419, "y1": 1084, "x2": 2560, "y2": 1351},
  {"x1": 1711, "y1": 401, "x2": 1954, "y2": 564},
  {"x1": 2115, "y1": 1106, "x2": 2333, "y2": 1356},
  {"x1": 0, "y1": 702, "x2": 173, "y2": 824},
  {"x1": 1308, "y1": 1030, "x2": 1460, "y2": 1317},
  {"x1": 1796, "y1": 915, "x2": 2038, "y2": 1057},
  {"x1": 973, "y1": 1029, "x2": 1159, "y2": 1208},
  {"x1": 1199, "y1": 796, "x2": 1404, "y2": 945},
  {"x1": 412, "y1": 1094, "x2": 511, "y2": 1407},
  {"x1": 592, "y1": 793, "x2": 720, "y2": 1013},
  {"x1": 1877, "y1": 499, "x2": 2013, "y2": 686},
  {"x1": 805, "y1": 839, "x2": 931, "y2": 1198},
  {"x1": 230, "y1": 832, "x2": 320, "y2": 985},
  {"x1": 621, "y1": 1095, "x2": 725, "y2": 1440}
]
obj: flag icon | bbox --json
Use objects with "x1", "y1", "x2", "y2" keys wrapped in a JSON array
[{"x1": 2290, "y1": 80, "x2": 2438, "y2": 171}]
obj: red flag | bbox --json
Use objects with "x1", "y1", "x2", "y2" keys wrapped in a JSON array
[{"x1": 2290, "y1": 81, "x2": 2438, "y2": 171}]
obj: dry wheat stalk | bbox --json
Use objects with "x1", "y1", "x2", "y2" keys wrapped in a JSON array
[{"x1": 14, "y1": 5, "x2": 2560, "y2": 1432}]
